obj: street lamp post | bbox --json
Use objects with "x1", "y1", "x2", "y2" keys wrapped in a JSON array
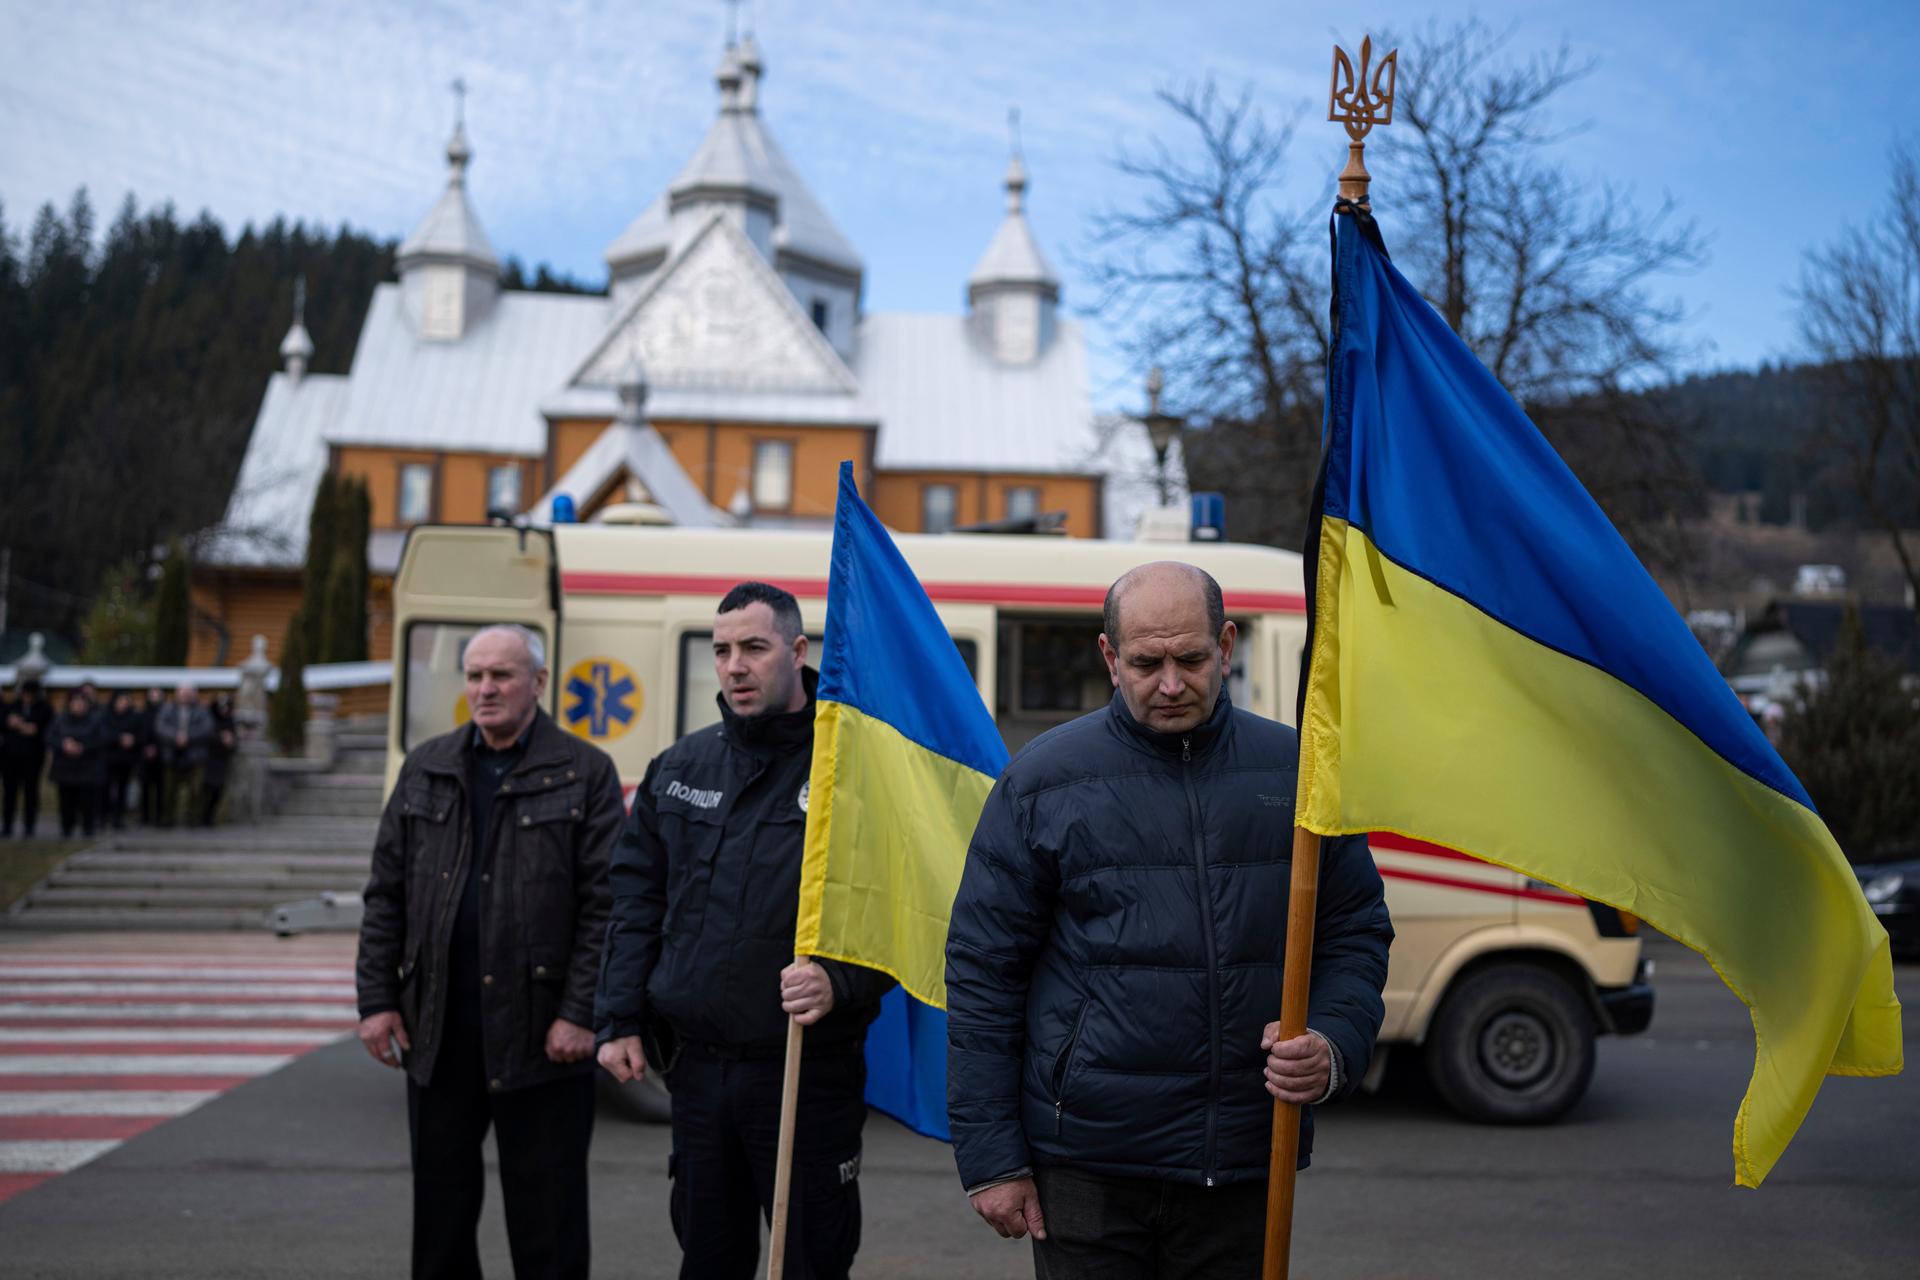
[{"x1": 1140, "y1": 366, "x2": 1185, "y2": 507}]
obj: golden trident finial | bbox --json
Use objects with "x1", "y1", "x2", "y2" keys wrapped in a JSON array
[{"x1": 1328, "y1": 36, "x2": 1397, "y2": 206}]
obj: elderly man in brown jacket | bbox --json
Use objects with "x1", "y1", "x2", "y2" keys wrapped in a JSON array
[{"x1": 356, "y1": 624, "x2": 623, "y2": 1280}]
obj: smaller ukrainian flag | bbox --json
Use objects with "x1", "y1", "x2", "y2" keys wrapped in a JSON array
[{"x1": 797, "y1": 462, "x2": 1010, "y2": 1140}]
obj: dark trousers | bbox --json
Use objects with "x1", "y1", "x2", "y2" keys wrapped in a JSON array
[
  {"x1": 2, "y1": 760, "x2": 42, "y2": 835},
  {"x1": 139, "y1": 759, "x2": 165, "y2": 824},
  {"x1": 406, "y1": 1014, "x2": 596, "y2": 1280},
  {"x1": 158, "y1": 765, "x2": 198, "y2": 827},
  {"x1": 199, "y1": 782, "x2": 225, "y2": 827},
  {"x1": 1030, "y1": 1165, "x2": 1268, "y2": 1280},
  {"x1": 56, "y1": 784, "x2": 97, "y2": 838},
  {"x1": 665, "y1": 1042, "x2": 867, "y2": 1280},
  {"x1": 105, "y1": 761, "x2": 134, "y2": 828}
]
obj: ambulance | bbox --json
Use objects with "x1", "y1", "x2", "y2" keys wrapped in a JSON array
[{"x1": 387, "y1": 517, "x2": 1653, "y2": 1124}]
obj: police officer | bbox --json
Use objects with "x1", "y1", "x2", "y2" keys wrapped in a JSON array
[
  {"x1": 596, "y1": 582, "x2": 894, "y2": 1280},
  {"x1": 356, "y1": 624, "x2": 622, "y2": 1279}
]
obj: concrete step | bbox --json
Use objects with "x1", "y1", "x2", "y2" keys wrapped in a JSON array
[
  {"x1": 85, "y1": 827, "x2": 378, "y2": 854},
  {"x1": 287, "y1": 773, "x2": 385, "y2": 791},
  {"x1": 28, "y1": 885, "x2": 354, "y2": 911},
  {"x1": 336, "y1": 732, "x2": 389, "y2": 752},
  {"x1": 3, "y1": 907, "x2": 350, "y2": 932},
  {"x1": 277, "y1": 795, "x2": 385, "y2": 818},
  {"x1": 70, "y1": 852, "x2": 370, "y2": 875},
  {"x1": 335, "y1": 749, "x2": 389, "y2": 773},
  {"x1": 48, "y1": 868, "x2": 366, "y2": 892}
]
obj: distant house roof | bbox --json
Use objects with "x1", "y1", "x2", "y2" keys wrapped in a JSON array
[
  {"x1": 1724, "y1": 599, "x2": 1920, "y2": 681},
  {"x1": 854, "y1": 313, "x2": 1093, "y2": 472}
]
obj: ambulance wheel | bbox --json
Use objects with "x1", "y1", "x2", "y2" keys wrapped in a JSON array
[
  {"x1": 596, "y1": 1069, "x2": 673, "y2": 1124},
  {"x1": 1425, "y1": 963, "x2": 1594, "y2": 1124}
]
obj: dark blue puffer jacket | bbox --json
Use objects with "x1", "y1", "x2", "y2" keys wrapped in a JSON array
[{"x1": 945, "y1": 690, "x2": 1393, "y2": 1190}]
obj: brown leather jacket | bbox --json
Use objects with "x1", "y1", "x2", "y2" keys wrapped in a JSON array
[{"x1": 355, "y1": 709, "x2": 622, "y2": 1091}]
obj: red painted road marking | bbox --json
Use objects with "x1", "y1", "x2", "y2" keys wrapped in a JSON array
[
  {"x1": 0, "y1": 937, "x2": 356, "y2": 1206},
  {"x1": 0, "y1": 1115, "x2": 167, "y2": 1142},
  {"x1": 0, "y1": 1173, "x2": 55, "y2": 1200}
]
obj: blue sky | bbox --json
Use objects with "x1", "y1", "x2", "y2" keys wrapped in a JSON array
[{"x1": 3, "y1": 0, "x2": 1916, "y2": 409}]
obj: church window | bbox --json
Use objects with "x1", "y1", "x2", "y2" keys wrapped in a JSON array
[
  {"x1": 923, "y1": 484, "x2": 957, "y2": 535},
  {"x1": 810, "y1": 298, "x2": 829, "y2": 332},
  {"x1": 1005, "y1": 486, "x2": 1040, "y2": 521},
  {"x1": 398, "y1": 463, "x2": 434, "y2": 525},
  {"x1": 752, "y1": 440, "x2": 794, "y2": 511},
  {"x1": 487, "y1": 464, "x2": 522, "y2": 515}
]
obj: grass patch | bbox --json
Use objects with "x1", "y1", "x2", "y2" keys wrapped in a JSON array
[{"x1": 0, "y1": 842, "x2": 84, "y2": 909}]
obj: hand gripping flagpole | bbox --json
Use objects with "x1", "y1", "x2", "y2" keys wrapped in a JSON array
[{"x1": 1262, "y1": 37, "x2": 1395, "y2": 1280}]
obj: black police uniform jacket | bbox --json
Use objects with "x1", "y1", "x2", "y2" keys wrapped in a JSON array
[
  {"x1": 945, "y1": 689, "x2": 1394, "y2": 1190},
  {"x1": 355, "y1": 709, "x2": 623, "y2": 1091},
  {"x1": 596, "y1": 669, "x2": 895, "y2": 1061}
]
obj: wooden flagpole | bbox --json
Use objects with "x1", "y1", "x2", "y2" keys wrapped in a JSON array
[
  {"x1": 1263, "y1": 37, "x2": 1396, "y2": 1280},
  {"x1": 1261, "y1": 827, "x2": 1323, "y2": 1280},
  {"x1": 766, "y1": 956, "x2": 806, "y2": 1280}
]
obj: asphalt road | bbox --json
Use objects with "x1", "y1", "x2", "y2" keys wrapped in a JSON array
[{"x1": 1, "y1": 935, "x2": 1914, "y2": 1278}]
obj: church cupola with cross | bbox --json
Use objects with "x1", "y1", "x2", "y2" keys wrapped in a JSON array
[
  {"x1": 602, "y1": 30, "x2": 864, "y2": 357},
  {"x1": 396, "y1": 80, "x2": 501, "y2": 341},
  {"x1": 967, "y1": 111, "x2": 1060, "y2": 366}
]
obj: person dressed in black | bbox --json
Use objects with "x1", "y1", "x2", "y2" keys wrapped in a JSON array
[
  {"x1": 138, "y1": 686, "x2": 167, "y2": 825},
  {"x1": 597, "y1": 582, "x2": 896, "y2": 1280},
  {"x1": 103, "y1": 691, "x2": 145, "y2": 831},
  {"x1": 3, "y1": 681, "x2": 54, "y2": 838},
  {"x1": 198, "y1": 696, "x2": 236, "y2": 826},
  {"x1": 356, "y1": 624, "x2": 622, "y2": 1280},
  {"x1": 48, "y1": 689, "x2": 108, "y2": 838}
]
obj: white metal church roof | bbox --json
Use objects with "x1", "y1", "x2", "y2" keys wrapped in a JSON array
[{"x1": 854, "y1": 313, "x2": 1094, "y2": 472}]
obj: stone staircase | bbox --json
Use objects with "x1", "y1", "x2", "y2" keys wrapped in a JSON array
[{"x1": 4, "y1": 720, "x2": 390, "y2": 932}]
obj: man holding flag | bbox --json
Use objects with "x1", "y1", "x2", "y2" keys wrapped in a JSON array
[
  {"x1": 595, "y1": 581, "x2": 895, "y2": 1280},
  {"x1": 945, "y1": 561, "x2": 1394, "y2": 1275}
]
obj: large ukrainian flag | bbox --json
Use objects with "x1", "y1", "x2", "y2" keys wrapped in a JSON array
[
  {"x1": 1299, "y1": 208, "x2": 1902, "y2": 1187},
  {"x1": 796, "y1": 462, "x2": 1010, "y2": 1140}
]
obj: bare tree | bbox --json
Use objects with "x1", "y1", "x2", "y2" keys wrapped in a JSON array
[
  {"x1": 1795, "y1": 140, "x2": 1920, "y2": 604},
  {"x1": 1084, "y1": 22, "x2": 1710, "y2": 562},
  {"x1": 1081, "y1": 83, "x2": 1329, "y2": 545},
  {"x1": 1382, "y1": 19, "x2": 1709, "y2": 563}
]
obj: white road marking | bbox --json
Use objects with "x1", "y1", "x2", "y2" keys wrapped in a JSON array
[
  {"x1": 0, "y1": 1003, "x2": 357, "y2": 1021},
  {"x1": 0, "y1": 1027, "x2": 346, "y2": 1045},
  {"x1": 0, "y1": 966, "x2": 354, "y2": 981},
  {"x1": 0, "y1": 1054, "x2": 295, "y2": 1076},
  {"x1": 0, "y1": 982, "x2": 355, "y2": 998},
  {"x1": 0, "y1": 1092, "x2": 219, "y2": 1117},
  {"x1": 0, "y1": 1140, "x2": 124, "y2": 1172}
]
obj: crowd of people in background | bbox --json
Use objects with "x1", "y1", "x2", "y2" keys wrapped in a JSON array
[{"x1": 1, "y1": 682, "x2": 236, "y2": 839}]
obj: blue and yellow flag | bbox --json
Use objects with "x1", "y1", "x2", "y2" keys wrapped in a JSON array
[
  {"x1": 797, "y1": 462, "x2": 1009, "y2": 1140},
  {"x1": 1299, "y1": 208, "x2": 1902, "y2": 1187}
]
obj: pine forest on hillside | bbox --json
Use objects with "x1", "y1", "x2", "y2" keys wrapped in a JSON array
[{"x1": 0, "y1": 190, "x2": 596, "y2": 647}]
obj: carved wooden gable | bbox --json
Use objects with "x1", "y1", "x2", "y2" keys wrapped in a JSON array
[{"x1": 573, "y1": 215, "x2": 857, "y2": 393}]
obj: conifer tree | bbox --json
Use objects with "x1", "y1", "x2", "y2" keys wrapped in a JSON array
[
  {"x1": 269, "y1": 622, "x2": 309, "y2": 754},
  {"x1": 320, "y1": 548, "x2": 361, "y2": 664},
  {"x1": 149, "y1": 540, "x2": 191, "y2": 665},
  {"x1": 78, "y1": 557, "x2": 154, "y2": 664},
  {"x1": 300, "y1": 472, "x2": 339, "y2": 658},
  {"x1": 1778, "y1": 611, "x2": 1920, "y2": 861}
]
